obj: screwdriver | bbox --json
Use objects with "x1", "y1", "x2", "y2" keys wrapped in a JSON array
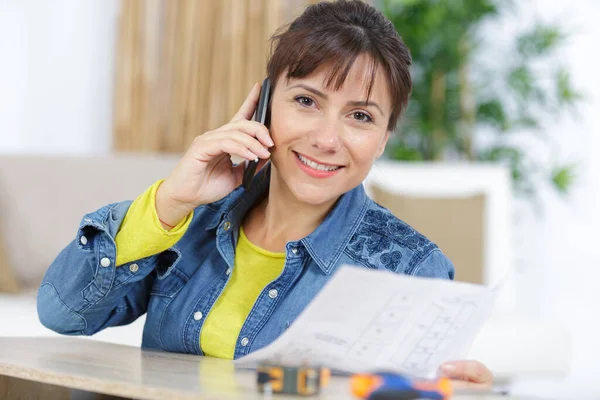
[{"x1": 351, "y1": 371, "x2": 453, "y2": 400}]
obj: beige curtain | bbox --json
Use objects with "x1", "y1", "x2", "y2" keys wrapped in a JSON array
[{"x1": 113, "y1": 0, "x2": 319, "y2": 153}]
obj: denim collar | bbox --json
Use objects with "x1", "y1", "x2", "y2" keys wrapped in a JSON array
[{"x1": 204, "y1": 163, "x2": 369, "y2": 274}]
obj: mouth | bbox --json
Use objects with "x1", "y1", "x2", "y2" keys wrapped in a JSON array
[
  {"x1": 294, "y1": 152, "x2": 343, "y2": 171},
  {"x1": 294, "y1": 151, "x2": 344, "y2": 178}
]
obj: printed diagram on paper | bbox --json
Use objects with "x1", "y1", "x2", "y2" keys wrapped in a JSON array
[
  {"x1": 236, "y1": 265, "x2": 495, "y2": 378},
  {"x1": 346, "y1": 292, "x2": 480, "y2": 377}
]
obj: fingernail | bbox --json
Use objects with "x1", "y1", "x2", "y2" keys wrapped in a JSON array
[
  {"x1": 261, "y1": 148, "x2": 271, "y2": 158},
  {"x1": 441, "y1": 364, "x2": 456, "y2": 373},
  {"x1": 268, "y1": 138, "x2": 274, "y2": 147}
]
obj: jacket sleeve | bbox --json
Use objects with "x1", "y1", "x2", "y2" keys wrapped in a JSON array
[
  {"x1": 37, "y1": 200, "x2": 183, "y2": 336},
  {"x1": 410, "y1": 248, "x2": 455, "y2": 280}
]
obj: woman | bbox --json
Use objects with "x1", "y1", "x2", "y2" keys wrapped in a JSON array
[{"x1": 38, "y1": 0, "x2": 492, "y2": 390}]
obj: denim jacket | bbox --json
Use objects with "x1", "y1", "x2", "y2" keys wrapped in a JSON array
[{"x1": 37, "y1": 166, "x2": 454, "y2": 358}]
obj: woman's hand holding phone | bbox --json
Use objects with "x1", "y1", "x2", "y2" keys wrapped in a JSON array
[{"x1": 155, "y1": 82, "x2": 273, "y2": 229}]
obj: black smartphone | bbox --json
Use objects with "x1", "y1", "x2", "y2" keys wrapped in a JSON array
[{"x1": 242, "y1": 77, "x2": 272, "y2": 190}]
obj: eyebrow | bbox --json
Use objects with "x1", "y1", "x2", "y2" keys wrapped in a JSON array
[{"x1": 286, "y1": 83, "x2": 384, "y2": 116}]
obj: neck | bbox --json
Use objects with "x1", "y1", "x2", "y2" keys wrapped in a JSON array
[{"x1": 243, "y1": 165, "x2": 339, "y2": 252}]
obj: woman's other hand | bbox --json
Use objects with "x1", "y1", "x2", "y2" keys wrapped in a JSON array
[{"x1": 439, "y1": 360, "x2": 494, "y2": 390}]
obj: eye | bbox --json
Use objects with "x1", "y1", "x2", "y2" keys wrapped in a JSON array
[
  {"x1": 295, "y1": 96, "x2": 314, "y2": 107},
  {"x1": 352, "y1": 111, "x2": 373, "y2": 123}
]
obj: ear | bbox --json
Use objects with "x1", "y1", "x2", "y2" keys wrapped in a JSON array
[{"x1": 375, "y1": 131, "x2": 391, "y2": 159}]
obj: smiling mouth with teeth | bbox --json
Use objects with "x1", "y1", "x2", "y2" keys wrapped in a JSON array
[{"x1": 295, "y1": 152, "x2": 342, "y2": 172}]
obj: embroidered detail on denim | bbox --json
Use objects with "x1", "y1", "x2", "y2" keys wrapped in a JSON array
[
  {"x1": 346, "y1": 206, "x2": 437, "y2": 272},
  {"x1": 366, "y1": 235, "x2": 392, "y2": 254},
  {"x1": 363, "y1": 208, "x2": 392, "y2": 225},
  {"x1": 349, "y1": 236, "x2": 365, "y2": 253},
  {"x1": 380, "y1": 251, "x2": 403, "y2": 271}
]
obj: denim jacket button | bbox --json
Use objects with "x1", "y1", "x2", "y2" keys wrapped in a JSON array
[
  {"x1": 291, "y1": 247, "x2": 298, "y2": 255},
  {"x1": 268, "y1": 289, "x2": 278, "y2": 299},
  {"x1": 226, "y1": 268, "x2": 231, "y2": 275},
  {"x1": 240, "y1": 337, "x2": 249, "y2": 346},
  {"x1": 100, "y1": 257, "x2": 111, "y2": 268},
  {"x1": 80, "y1": 236, "x2": 88, "y2": 245},
  {"x1": 129, "y1": 263, "x2": 139, "y2": 273},
  {"x1": 193, "y1": 311, "x2": 203, "y2": 321},
  {"x1": 223, "y1": 221, "x2": 232, "y2": 231}
]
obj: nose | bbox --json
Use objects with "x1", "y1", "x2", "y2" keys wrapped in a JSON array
[{"x1": 311, "y1": 117, "x2": 342, "y2": 153}]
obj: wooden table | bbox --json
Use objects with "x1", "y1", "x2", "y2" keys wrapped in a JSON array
[{"x1": 0, "y1": 337, "x2": 529, "y2": 400}]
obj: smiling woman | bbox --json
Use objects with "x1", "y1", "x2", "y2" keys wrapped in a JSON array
[
  {"x1": 37, "y1": 0, "x2": 492, "y2": 391},
  {"x1": 267, "y1": 55, "x2": 393, "y2": 208}
]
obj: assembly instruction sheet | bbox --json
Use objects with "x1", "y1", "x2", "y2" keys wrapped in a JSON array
[{"x1": 235, "y1": 265, "x2": 496, "y2": 378}]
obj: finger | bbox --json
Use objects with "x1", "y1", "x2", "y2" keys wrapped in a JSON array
[
  {"x1": 216, "y1": 120, "x2": 274, "y2": 148},
  {"x1": 199, "y1": 130, "x2": 271, "y2": 161},
  {"x1": 221, "y1": 139, "x2": 261, "y2": 162},
  {"x1": 439, "y1": 361, "x2": 493, "y2": 386},
  {"x1": 200, "y1": 137, "x2": 260, "y2": 162},
  {"x1": 216, "y1": 131, "x2": 271, "y2": 160},
  {"x1": 449, "y1": 379, "x2": 493, "y2": 391},
  {"x1": 230, "y1": 82, "x2": 261, "y2": 122}
]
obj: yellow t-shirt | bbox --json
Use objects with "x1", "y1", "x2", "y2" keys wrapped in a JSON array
[
  {"x1": 115, "y1": 180, "x2": 193, "y2": 267},
  {"x1": 200, "y1": 226, "x2": 285, "y2": 358},
  {"x1": 114, "y1": 180, "x2": 286, "y2": 359}
]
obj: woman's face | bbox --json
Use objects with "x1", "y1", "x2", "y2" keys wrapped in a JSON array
[{"x1": 268, "y1": 54, "x2": 392, "y2": 206}]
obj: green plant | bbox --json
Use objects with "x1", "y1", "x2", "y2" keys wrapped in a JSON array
[{"x1": 381, "y1": 0, "x2": 582, "y2": 196}]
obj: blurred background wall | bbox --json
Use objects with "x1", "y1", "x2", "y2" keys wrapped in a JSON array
[
  {"x1": 0, "y1": 0, "x2": 118, "y2": 154},
  {"x1": 1, "y1": 0, "x2": 599, "y2": 397}
]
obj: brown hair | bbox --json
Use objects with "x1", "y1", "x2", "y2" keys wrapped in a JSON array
[{"x1": 267, "y1": 0, "x2": 412, "y2": 131}]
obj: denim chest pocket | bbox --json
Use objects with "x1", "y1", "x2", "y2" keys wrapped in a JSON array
[{"x1": 150, "y1": 266, "x2": 189, "y2": 298}]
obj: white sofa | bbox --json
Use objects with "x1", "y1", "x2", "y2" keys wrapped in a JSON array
[{"x1": 0, "y1": 154, "x2": 571, "y2": 383}]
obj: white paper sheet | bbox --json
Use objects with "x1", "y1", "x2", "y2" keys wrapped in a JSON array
[{"x1": 235, "y1": 265, "x2": 496, "y2": 378}]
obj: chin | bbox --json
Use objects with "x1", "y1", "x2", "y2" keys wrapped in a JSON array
[{"x1": 288, "y1": 181, "x2": 346, "y2": 206}]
